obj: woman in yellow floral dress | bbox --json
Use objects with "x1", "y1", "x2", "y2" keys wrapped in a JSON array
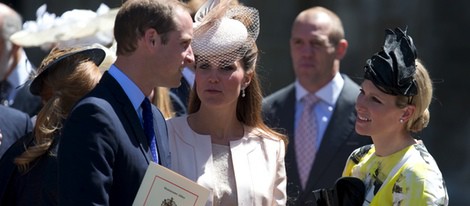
[{"x1": 342, "y1": 27, "x2": 448, "y2": 206}]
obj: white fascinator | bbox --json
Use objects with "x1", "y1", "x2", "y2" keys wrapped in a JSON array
[{"x1": 192, "y1": 0, "x2": 259, "y2": 67}]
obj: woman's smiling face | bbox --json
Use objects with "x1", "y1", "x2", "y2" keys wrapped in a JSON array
[{"x1": 355, "y1": 80, "x2": 406, "y2": 138}]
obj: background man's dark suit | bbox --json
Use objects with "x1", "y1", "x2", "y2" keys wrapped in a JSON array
[
  {"x1": 0, "y1": 105, "x2": 32, "y2": 158},
  {"x1": 11, "y1": 80, "x2": 42, "y2": 118},
  {"x1": 262, "y1": 75, "x2": 371, "y2": 205},
  {"x1": 170, "y1": 76, "x2": 191, "y2": 115},
  {"x1": 59, "y1": 72, "x2": 170, "y2": 205}
]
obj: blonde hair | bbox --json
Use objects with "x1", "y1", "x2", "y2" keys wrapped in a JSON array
[
  {"x1": 14, "y1": 53, "x2": 102, "y2": 172},
  {"x1": 396, "y1": 59, "x2": 433, "y2": 133},
  {"x1": 152, "y1": 87, "x2": 176, "y2": 119}
]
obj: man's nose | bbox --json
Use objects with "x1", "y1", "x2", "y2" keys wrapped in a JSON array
[{"x1": 184, "y1": 46, "x2": 195, "y2": 65}]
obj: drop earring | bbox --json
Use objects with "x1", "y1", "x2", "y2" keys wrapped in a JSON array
[{"x1": 241, "y1": 89, "x2": 245, "y2": 98}]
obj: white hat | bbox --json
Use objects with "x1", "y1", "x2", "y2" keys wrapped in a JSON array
[
  {"x1": 192, "y1": 0, "x2": 259, "y2": 67},
  {"x1": 193, "y1": 17, "x2": 247, "y2": 57},
  {"x1": 10, "y1": 4, "x2": 118, "y2": 50}
]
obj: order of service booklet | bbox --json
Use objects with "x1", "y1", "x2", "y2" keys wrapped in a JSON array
[{"x1": 133, "y1": 162, "x2": 210, "y2": 206}]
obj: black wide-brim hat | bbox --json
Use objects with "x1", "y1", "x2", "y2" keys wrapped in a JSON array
[{"x1": 30, "y1": 46, "x2": 106, "y2": 95}]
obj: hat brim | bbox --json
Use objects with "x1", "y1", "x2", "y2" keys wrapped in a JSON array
[
  {"x1": 30, "y1": 47, "x2": 106, "y2": 95},
  {"x1": 10, "y1": 8, "x2": 119, "y2": 47}
]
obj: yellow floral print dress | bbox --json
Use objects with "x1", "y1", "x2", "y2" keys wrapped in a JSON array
[{"x1": 342, "y1": 141, "x2": 448, "y2": 206}]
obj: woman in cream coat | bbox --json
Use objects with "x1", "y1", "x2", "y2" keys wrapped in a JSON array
[
  {"x1": 167, "y1": 1, "x2": 287, "y2": 205},
  {"x1": 167, "y1": 119, "x2": 286, "y2": 206}
]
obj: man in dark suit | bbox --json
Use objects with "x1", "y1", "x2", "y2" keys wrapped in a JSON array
[
  {"x1": 170, "y1": 69, "x2": 193, "y2": 115},
  {"x1": 10, "y1": 80, "x2": 42, "y2": 118},
  {"x1": 0, "y1": 3, "x2": 40, "y2": 116},
  {"x1": 58, "y1": 0, "x2": 195, "y2": 205},
  {"x1": 0, "y1": 105, "x2": 32, "y2": 158},
  {"x1": 262, "y1": 7, "x2": 371, "y2": 205}
]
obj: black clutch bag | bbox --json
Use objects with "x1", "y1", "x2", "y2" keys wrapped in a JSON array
[{"x1": 304, "y1": 177, "x2": 365, "y2": 206}]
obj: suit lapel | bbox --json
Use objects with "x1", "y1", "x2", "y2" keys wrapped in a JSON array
[
  {"x1": 122, "y1": 105, "x2": 152, "y2": 164},
  {"x1": 101, "y1": 72, "x2": 152, "y2": 164},
  {"x1": 306, "y1": 76, "x2": 358, "y2": 189},
  {"x1": 152, "y1": 105, "x2": 170, "y2": 167}
]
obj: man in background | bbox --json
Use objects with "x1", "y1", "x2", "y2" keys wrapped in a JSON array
[
  {"x1": 262, "y1": 6, "x2": 371, "y2": 205},
  {"x1": 0, "y1": 3, "x2": 41, "y2": 116},
  {"x1": 0, "y1": 105, "x2": 32, "y2": 158}
]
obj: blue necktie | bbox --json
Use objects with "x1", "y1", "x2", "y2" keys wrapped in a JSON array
[{"x1": 141, "y1": 98, "x2": 159, "y2": 163}]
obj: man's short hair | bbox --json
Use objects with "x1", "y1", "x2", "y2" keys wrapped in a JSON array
[{"x1": 114, "y1": 0, "x2": 187, "y2": 55}]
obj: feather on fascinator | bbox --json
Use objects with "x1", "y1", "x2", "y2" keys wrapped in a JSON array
[
  {"x1": 192, "y1": 0, "x2": 259, "y2": 67},
  {"x1": 364, "y1": 27, "x2": 418, "y2": 96}
]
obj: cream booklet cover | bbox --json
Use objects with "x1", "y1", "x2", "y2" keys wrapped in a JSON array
[{"x1": 133, "y1": 162, "x2": 210, "y2": 206}]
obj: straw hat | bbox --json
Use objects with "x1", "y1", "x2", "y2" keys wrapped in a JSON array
[{"x1": 30, "y1": 46, "x2": 106, "y2": 95}]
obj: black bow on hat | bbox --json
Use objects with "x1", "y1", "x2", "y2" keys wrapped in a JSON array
[{"x1": 364, "y1": 27, "x2": 418, "y2": 97}]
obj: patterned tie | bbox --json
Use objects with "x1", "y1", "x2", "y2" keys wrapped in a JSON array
[
  {"x1": 141, "y1": 98, "x2": 159, "y2": 163},
  {"x1": 295, "y1": 93, "x2": 319, "y2": 190}
]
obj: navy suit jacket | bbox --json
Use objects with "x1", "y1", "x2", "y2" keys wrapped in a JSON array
[
  {"x1": 11, "y1": 80, "x2": 42, "y2": 117},
  {"x1": 262, "y1": 75, "x2": 371, "y2": 205},
  {"x1": 0, "y1": 105, "x2": 32, "y2": 158},
  {"x1": 58, "y1": 72, "x2": 170, "y2": 206},
  {"x1": 0, "y1": 132, "x2": 59, "y2": 205}
]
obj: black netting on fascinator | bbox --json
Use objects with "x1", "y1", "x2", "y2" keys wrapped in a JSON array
[{"x1": 364, "y1": 27, "x2": 418, "y2": 97}]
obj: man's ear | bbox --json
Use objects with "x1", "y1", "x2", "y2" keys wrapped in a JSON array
[
  {"x1": 335, "y1": 39, "x2": 348, "y2": 60},
  {"x1": 11, "y1": 43, "x2": 20, "y2": 55},
  {"x1": 144, "y1": 28, "x2": 159, "y2": 48},
  {"x1": 6, "y1": 43, "x2": 21, "y2": 76}
]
